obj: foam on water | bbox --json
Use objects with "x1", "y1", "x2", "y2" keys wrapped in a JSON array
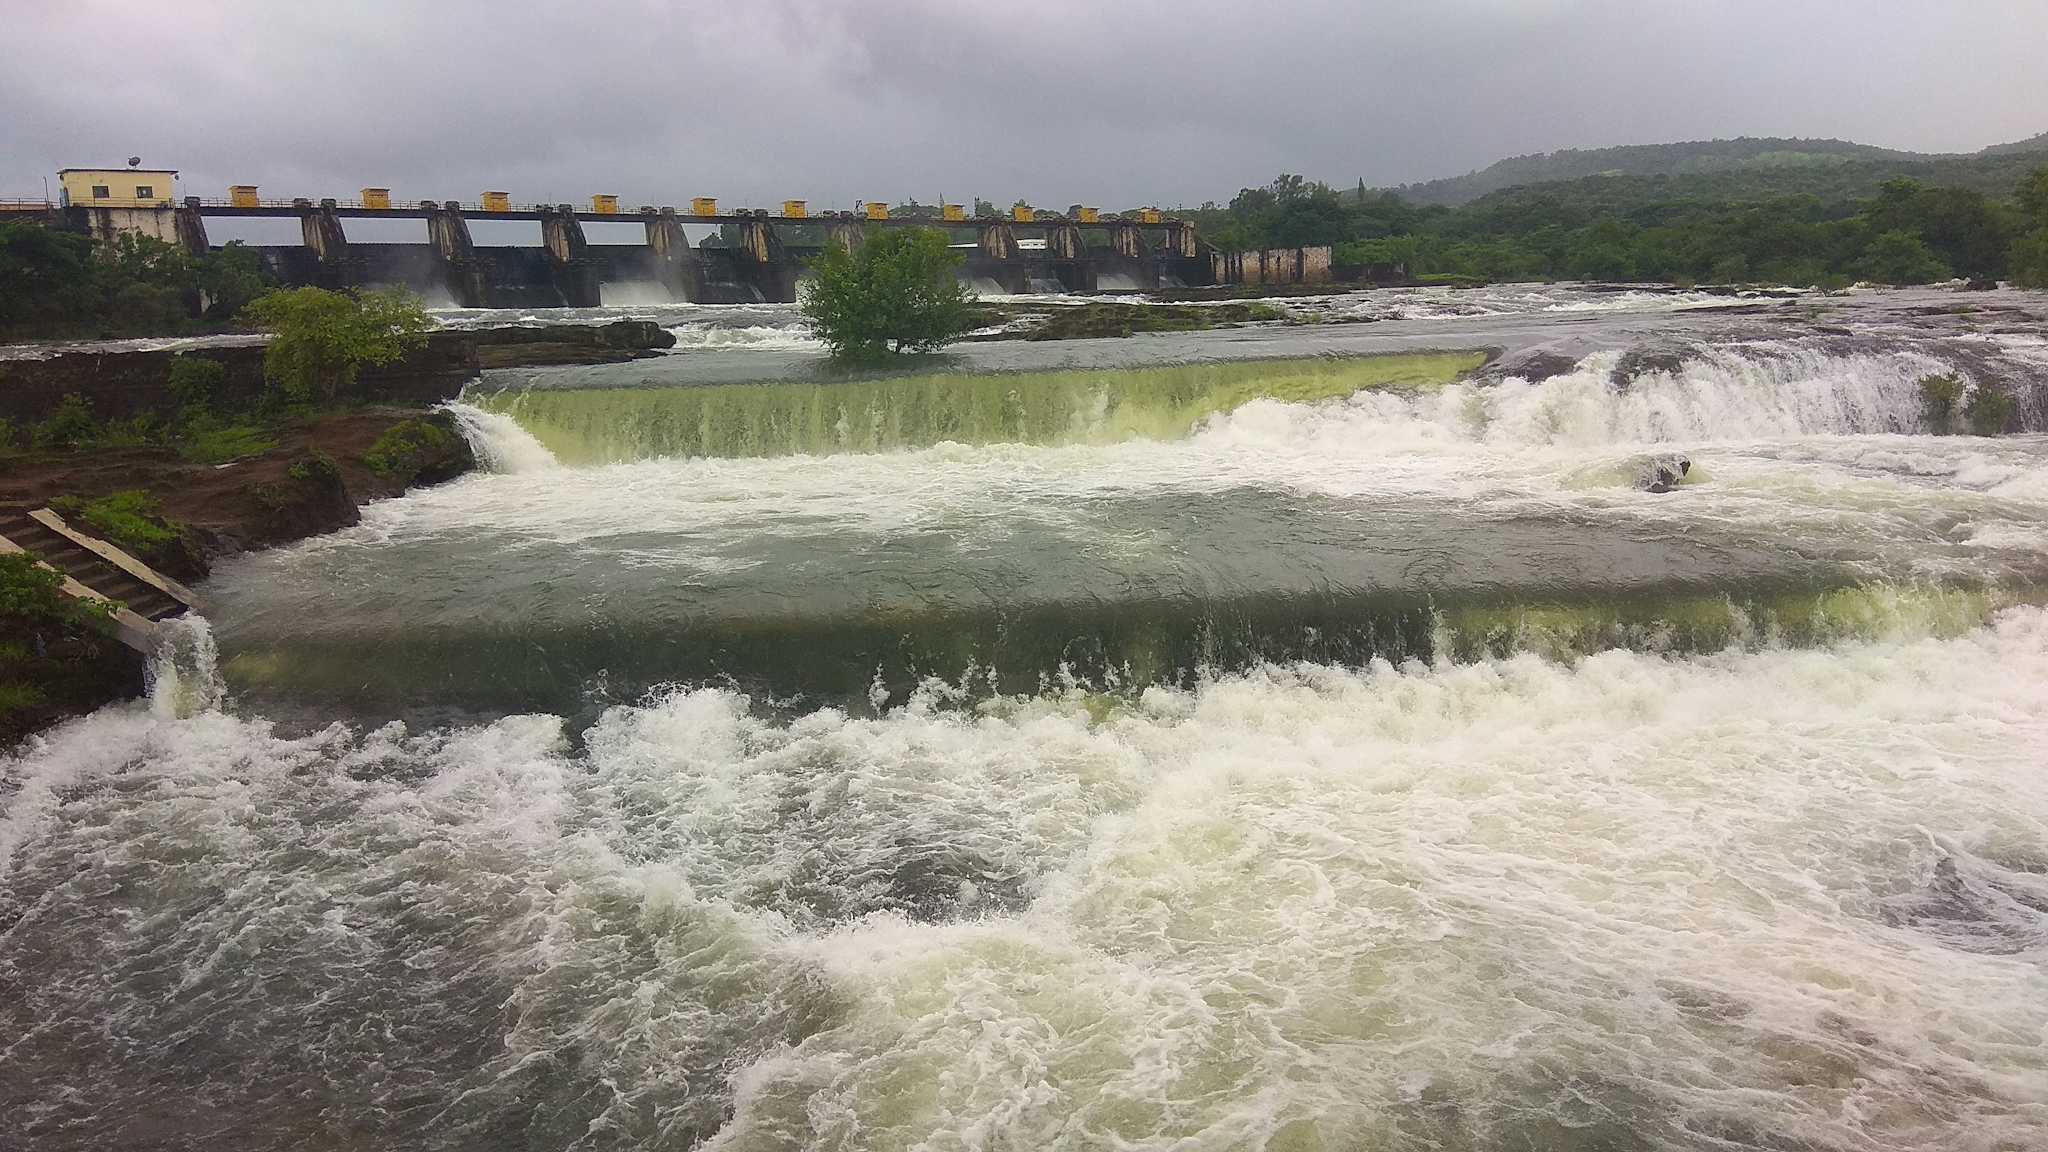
[
  {"x1": 11, "y1": 288, "x2": 2048, "y2": 1147},
  {"x1": 145, "y1": 614, "x2": 224, "y2": 719},
  {"x1": 442, "y1": 400, "x2": 560, "y2": 473},
  {"x1": 663, "y1": 323, "x2": 825, "y2": 352},
  {"x1": 1200, "y1": 342, "x2": 1953, "y2": 454},
  {"x1": 474, "y1": 338, "x2": 2029, "y2": 470},
  {"x1": 5, "y1": 611, "x2": 2046, "y2": 1149}
]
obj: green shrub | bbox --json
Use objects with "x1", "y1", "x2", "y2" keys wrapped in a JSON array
[
  {"x1": 1918, "y1": 373, "x2": 1965, "y2": 432},
  {"x1": 1855, "y1": 230, "x2": 1952, "y2": 285},
  {"x1": 33, "y1": 394, "x2": 98, "y2": 450},
  {"x1": 1709, "y1": 255, "x2": 1750, "y2": 284},
  {"x1": 800, "y1": 228, "x2": 976, "y2": 362},
  {"x1": 167, "y1": 355, "x2": 227, "y2": 410},
  {"x1": 244, "y1": 286, "x2": 433, "y2": 402},
  {"x1": 0, "y1": 680, "x2": 45, "y2": 712},
  {"x1": 1966, "y1": 383, "x2": 2015, "y2": 436},
  {"x1": 0, "y1": 551, "x2": 67, "y2": 617},
  {"x1": 363, "y1": 418, "x2": 459, "y2": 481},
  {"x1": 97, "y1": 412, "x2": 166, "y2": 448},
  {"x1": 2010, "y1": 228, "x2": 2048, "y2": 290},
  {"x1": 0, "y1": 551, "x2": 110, "y2": 628},
  {"x1": 289, "y1": 452, "x2": 342, "y2": 484}
]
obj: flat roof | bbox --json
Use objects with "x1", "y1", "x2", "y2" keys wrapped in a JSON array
[{"x1": 58, "y1": 167, "x2": 179, "y2": 175}]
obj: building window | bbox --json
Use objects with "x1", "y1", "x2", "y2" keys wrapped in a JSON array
[
  {"x1": 134, "y1": 185, "x2": 154, "y2": 199},
  {"x1": 92, "y1": 185, "x2": 110, "y2": 198}
]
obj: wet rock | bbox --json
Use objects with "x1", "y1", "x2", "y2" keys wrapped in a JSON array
[
  {"x1": 1633, "y1": 453, "x2": 1692, "y2": 493},
  {"x1": 1610, "y1": 346, "x2": 1691, "y2": 391},
  {"x1": 249, "y1": 452, "x2": 360, "y2": 545},
  {"x1": 361, "y1": 411, "x2": 476, "y2": 492},
  {"x1": 1489, "y1": 349, "x2": 1583, "y2": 384},
  {"x1": 0, "y1": 614, "x2": 144, "y2": 747},
  {"x1": 470, "y1": 320, "x2": 676, "y2": 367},
  {"x1": 0, "y1": 336, "x2": 478, "y2": 425}
]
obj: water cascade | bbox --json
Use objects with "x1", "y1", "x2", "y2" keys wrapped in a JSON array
[
  {"x1": 471, "y1": 353, "x2": 1487, "y2": 463},
  {"x1": 9, "y1": 288, "x2": 2048, "y2": 1151}
]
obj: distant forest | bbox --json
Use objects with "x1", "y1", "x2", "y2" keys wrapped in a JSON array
[
  {"x1": 1183, "y1": 133, "x2": 2048, "y2": 287},
  {"x1": 1387, "y1": 134, "x2": 2048, "y2": 207}
]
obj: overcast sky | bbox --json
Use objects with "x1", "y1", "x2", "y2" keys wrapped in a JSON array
[{"x1": 5, "y1": 0, "x2": 2046, "y2": 212}]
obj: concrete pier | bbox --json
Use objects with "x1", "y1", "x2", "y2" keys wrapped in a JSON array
[
  {"x1": 826, "y1": 219, "x2": 866, "y2": 253},
  {"x1": 971, "y1": 222, "x2": 1028, "y2": 294},
  {"x1": 174, "y1": 198, "x2": 210, "y2": 256},
  {"x1": 1044, "y1": 222, "x2": 1096, "y2": 292},
  {"x1": 733, "y1": 214, "x2": 795, "y2": 302},
  {"x1": 425, "y1": 201, "x2": 485, "y2": 307},
  {"x1": 541, "y1": 205, "x2": 601, "y2": 307},
  {"x1": 643, "y1": 207, "x2": 703, "y2": 302},
  {"x1": 296, "y1": 198, "x2": 351, "y2": 286}
]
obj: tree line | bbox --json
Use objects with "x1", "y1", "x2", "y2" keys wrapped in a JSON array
[
  {"x1": 0, "y1": 224, "x2": 269, "y2": 338},
  {"x1": 1189, "y1": 166, "x2": 2048, "y2": 288}
]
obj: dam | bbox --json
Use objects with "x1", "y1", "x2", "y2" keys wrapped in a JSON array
[{"x1": 55, "y1": 191, "x2": 1219, "y2": 307}]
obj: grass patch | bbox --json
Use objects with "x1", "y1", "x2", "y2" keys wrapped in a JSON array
[
  {"x1": 0, "y1": 680, "x2": 46, "y2": 712},
  {"x1": 179, "y1": 420, "x2": 279, "y2": 464},
  {"x1": 51, "y1": 489, "x2": 181, "y2": 551}
]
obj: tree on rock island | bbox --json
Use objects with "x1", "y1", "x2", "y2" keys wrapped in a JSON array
[
  {"x1": 244, "y1": 287, "x2": 432, "y2": 402},
  {"x1": 800, "y1": 228, "x2": 976, "y2": 363}
]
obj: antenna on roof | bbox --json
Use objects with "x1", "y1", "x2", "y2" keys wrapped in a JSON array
[{"x1": 127, "y1": 157, "x2": 141, "y2": 168}]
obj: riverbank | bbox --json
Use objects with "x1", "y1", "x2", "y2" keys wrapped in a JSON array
[
  {"x1": 0, "y1": 405, "x2": 478, "y2": 742},
  {"x1": 0, "y1": 318, "x2": 682, "y2": 742}
]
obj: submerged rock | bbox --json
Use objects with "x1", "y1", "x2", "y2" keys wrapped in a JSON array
[
  {"x1": 1483, "y1": 348, "x2": 1582, "y2": 384},
  {"x1": 1610, "y1": 345, "x2": 1691, "y2": 391},
  {"x1": 1632, "y1": 453, "x2": 1692, "y2": 493}
]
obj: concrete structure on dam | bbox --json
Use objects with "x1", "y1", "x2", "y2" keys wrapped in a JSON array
[{"x1": 11, "y1": 184, "x2": 1220, "y2": 306}]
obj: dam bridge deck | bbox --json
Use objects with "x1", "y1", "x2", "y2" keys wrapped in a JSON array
[{"x1": 52, "y1": 192, "x2": 1217, "y2": 306}]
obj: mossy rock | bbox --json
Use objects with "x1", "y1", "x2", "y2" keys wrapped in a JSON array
[{"x1": 362, "y1": 412, "x2": 476, "y2": 489}]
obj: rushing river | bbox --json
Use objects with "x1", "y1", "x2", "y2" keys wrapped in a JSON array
[{"x1": 5, "y1": 285, "x2": 2048, "y2": 1151}]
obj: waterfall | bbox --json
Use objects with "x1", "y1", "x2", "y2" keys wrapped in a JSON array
[
  {"x1": 441, "y1": 400, "x2": 560, "y2": 472},
  {"x1": 465, "y1": 339, "x2": 2043, "y2": 467},
  {"x1": 467, "y1": 353, "x2": 1486, "y2": 463},
  {"x1": 147, "y1": 614, "x2": 224, "y2": 718}
]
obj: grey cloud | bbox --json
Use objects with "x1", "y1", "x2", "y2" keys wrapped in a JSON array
[{"x1": 3, "y1": 0, "x2": 2045, "y2": 211}]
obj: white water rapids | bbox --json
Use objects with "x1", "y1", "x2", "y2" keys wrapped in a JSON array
[
  {"x1": 6, "y1": 611, "x2": 2045, "y2": 1149},
  {"x1": 5, "y1": 288, "x2": 2048, "y2": 1151}
]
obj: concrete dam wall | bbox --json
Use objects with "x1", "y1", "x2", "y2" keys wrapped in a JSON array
[
  {"x1": 1211, "y1": 246, "x2": 1334, "y2": 287},
  {"x1": 160, "y1": 199, "x2": 1219, "y2": 308}
]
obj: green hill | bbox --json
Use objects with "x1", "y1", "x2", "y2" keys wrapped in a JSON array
[{"x1": 1392, "y1": 134, "x2": 2048, "y2": 207}]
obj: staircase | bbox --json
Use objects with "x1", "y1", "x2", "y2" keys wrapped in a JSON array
[{"x1": 0, "y1": 502, "x2": 202, "y2": 652}]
